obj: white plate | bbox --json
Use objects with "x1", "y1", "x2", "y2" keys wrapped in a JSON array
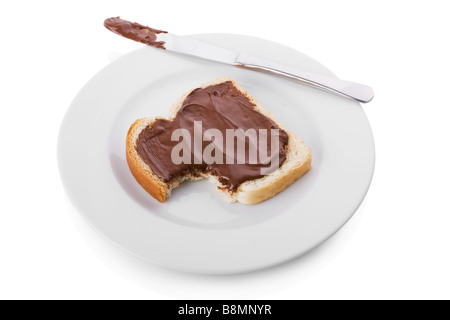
[{"x1": 58, "y1": 33, "x2": 375, "y2": 274}]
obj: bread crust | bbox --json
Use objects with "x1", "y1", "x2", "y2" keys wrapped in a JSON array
[
  {"x1": 126, "y1": 77, "x2": 311, "y2": 204},
  {"x1": 236, "y1": 131, "x2": 312, "y2": 204},
  {"x1": 126, "y1": 118, "x2": 168, "y2": 203}
]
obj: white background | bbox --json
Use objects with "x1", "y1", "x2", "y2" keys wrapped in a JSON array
[{"x1": 1, "y1": 0, "x2": 449, "y2": 300}]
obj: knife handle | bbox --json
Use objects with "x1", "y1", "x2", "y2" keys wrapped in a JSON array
[{"x1": 234, "y1": 53, "x2": 374, "y2": 103}]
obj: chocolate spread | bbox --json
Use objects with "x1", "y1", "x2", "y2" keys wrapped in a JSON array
[
  {"x1": 136, "y1": 82, "x2": 289, "y2": 191},
  {"x1": 104, "y1": 17, "x2": 167, "y2": 49}
]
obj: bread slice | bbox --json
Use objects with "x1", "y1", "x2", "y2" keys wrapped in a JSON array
[{"x1": 126, "y1": 77, "x2": 311, "y2": 204}]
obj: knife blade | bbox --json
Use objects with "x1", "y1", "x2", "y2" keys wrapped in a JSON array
[{"x1": 104, "y1": 17, "x2": 374, "y2": 103}]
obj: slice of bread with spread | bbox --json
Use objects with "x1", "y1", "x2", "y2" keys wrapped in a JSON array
[{"x1": 126, "y1": 77, "x2": 311, "y2": 204}]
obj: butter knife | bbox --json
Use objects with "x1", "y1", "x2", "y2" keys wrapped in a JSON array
[{"x1": 105, "y1": 17, "x2": 374, "y2": 103}]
